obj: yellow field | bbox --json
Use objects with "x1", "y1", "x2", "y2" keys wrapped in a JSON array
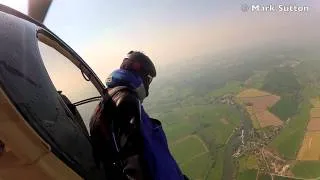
[
  {"x1": 311, "y1": 97, "x2": 320, "y2": 108},
  {"x1": 297, "y1": 98, "x2": 320, "y2": 160},
  {"x1": 255, "y1": 111, "x2": 282, "y2": 128},
  {"x1": 310, "y1": 108, "x2": 320, "y2": 118},
  {"x1": 246, "y1": 106, "x2": 260, "y2": 129},
  {"x1": 237, "y1": 88, "x2": 271, "y2": 98},
  {"x1": 238, "y1": 88, "x2": 281, "y2": 128},
  {"x1": 297, "y1": 132, "x2": 320, "y2": 160}
]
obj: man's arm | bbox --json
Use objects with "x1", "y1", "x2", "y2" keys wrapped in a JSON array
[{"x1": 112, "y1": 90, "x2": 147, "y2": 180}]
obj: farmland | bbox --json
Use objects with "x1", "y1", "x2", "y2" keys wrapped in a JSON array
[
  {"x1": 273, "y1": 176, "x2": 295, "y2": 180},
  {"x1": 311, "y1": 97, "x2": 320, "y2": 108},
  {"x1": 296, "y1": 98, "x2": 320, "y2": 161},
  {"x1": 237, "y1": 169, "x2": 258, "y2": 180},
  {"x1": 170, "y1": 135, "x2": 212, "y2": 179},
  {"x1": 258, "y1": 173, "x2": 272, "y2": 180},
  {"x1": 237, "y1": 89, "x2": 282, "y2": 128},
  {"x1": 144, "y1": 46, "x2": 320, "y2": 179},
  {"x1": 237, "y1": 88, "x2": 271, "y2": 98},
  {"x1": 238, "y1": 155, "x2": 259, "y2": 172},
  {"x1": 297, "y1": 132, "x2": 320, "y2": 160},
  {"x1": 307, "y1": 118, "x2": 320, "y2": 131},
  {"x1": 246, "y1": 106, "x2": 260, "y2": 129},
  {"x1": 292, "y1": 161, "x2": 320, "y2": 179},
  {"x1": 161, "y1": 102, "x2": 243, "y2": 180},
  {"x1": 265, "y1": 68, "x2": 310, "y2": 160},
  {"x1": 170, "y1": 135, "x2": 208, "y2": 164},
  {"x1": 262, "y1": 67, "x2": 301, "y2": 96},
  {"x1": 310, "y1": 108, "x2": 320, "y2": 118},
  {"x1": 255, "y1": 111, "x2": 282, "y2": 128},
  {"x1": 207, "y1": 81, "x2": 243, "y2": 98},
  {"x1": 245, "y1": 71, "x2": 268, "y2": 89},
  {"x1": 206, "y1": 148, "x2": 225, "y2": 180},
  {"x1": 270, "y1": 100, "x2": 311, "y2": 159},
  {"x1": 181, "y1": 152, "x2": 212, "y2": 179},
  {"x1": 269, "y1": 96, "x2": 299, "y2": 121}
]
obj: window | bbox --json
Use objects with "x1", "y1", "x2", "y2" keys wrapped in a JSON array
[{"x1": 37, "y1": 32, "x2": 102, "y2": 130}]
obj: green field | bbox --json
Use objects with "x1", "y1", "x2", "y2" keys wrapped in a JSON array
[
  {"x1": 198, "y1": 125, "x2": 224, "y2": 152},
  {"x1": 269, "y1": 95, "x2": 300, "y2": 121},
  {"x1": 262, "y1": 67, "x2": 302, "y2": 124},
  {"x1": 169, "y1": 135, "x2": 212, "y2": 180},
  {"x1": 201, "y1": 105, "x2": 241, "y2": 144},
  {"x1": 237, "y1": 169, "x2": 258, "y2": 180},
  {"x1": 273, "y1": 176, "x2": 296, "y2": 180},
  {"x1": 291, "y1": 161, "x2": 320, "y2": 179},
  {"x1": 207, "y1": 81, "x2": 243, "y2": 98},
  {"x1": 262, "y1": 67, "x2": 301, "y2": 96},
  {"x1": 161, "y1": 104, "x2": 227, "y2": 141},
  {"x1": 164, "y1": 122, "x2": 196, "y2": 142},
  {"x1": 245, "y1": 71, "x2": 268, "y2": 89},
  {"x1": 206, "y1": 148, "x2": 225, "y2": 180},
  {"x1": 164, "y1": 104, "x2": 243, "y2": 180},
  {"x1": 302, "y1": 86, "x2": 320, "y2": 100},
  {"x1": 181, "y1": 153, "x2": 212, "y2": 180},
  {"x1": 170, "y1": 135, "x2": 207, "y2": 164},
  {"x1": 197, "y1": 113, "x2": 237, "y2": 146},
  {"x1": 270, "y1": 100, "x2": 311, "y2": 159},
  {"x1": 238, "y1": 155, "x2": 258, "y2": 172},
  {"x1": 157, "y1": 94, "x2": 243, "y2": 180},
  {"x1": 163, "y1": 104, "x2": 241, "y2": 145},
  {"x1": 294, "y1": 59, "x2": 320, "y2": 88},
  {"x1": 145, "y1": 50, "x2": 320, "y2": 179},
  {"x1": 258, "y1": 173, "x2": 272, "y2": 180}
]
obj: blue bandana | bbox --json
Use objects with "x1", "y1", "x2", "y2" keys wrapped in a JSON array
[
  {"x1": 106, "y1": 69, "x2": 143, "y2": 89},
  {"x1": 106, "y1": 69, "x2": 147, "y2": 101}
]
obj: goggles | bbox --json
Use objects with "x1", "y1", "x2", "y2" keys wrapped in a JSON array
[{"x1": 146, "y1": 74, "x2": 153, "y2": 84}]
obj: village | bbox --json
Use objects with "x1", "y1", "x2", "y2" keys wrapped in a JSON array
[
  {"x1": 232, "y1": 125, "x2": 294, "y2": 177},
  {"x1": 216, "y1": 90, "x2": 293, "y2": 177}
]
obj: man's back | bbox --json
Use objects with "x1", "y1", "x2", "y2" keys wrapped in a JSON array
[
  {"x1": 90, "y1": 87, "x2": 148, "y2": 180},
  {"x1": 90, "y1": 51, "x2": 187, "y2": 180}
]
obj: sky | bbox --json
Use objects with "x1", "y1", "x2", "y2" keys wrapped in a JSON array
[
  {"x1": 1, "y1": 0, "x2": 320, "y2": 81},
  {"x1": 1, "y1": 0, "x2": 319, "y2": 127}
]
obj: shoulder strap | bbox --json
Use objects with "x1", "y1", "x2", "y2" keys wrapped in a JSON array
[
  {"x1": 100, "y1": 86, "x2": 132, "y2": 106},
  {"x1": 107, "y1": 86, "x2": 129, "y2": 97}
]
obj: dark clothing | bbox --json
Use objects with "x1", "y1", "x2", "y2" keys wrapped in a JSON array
[
  {"x1": 90, "y1": 69, "x2": 186, "y2": 180},
  {"x1": 108, "y1": 88, "x2": 148, "y2": 179},
  {"x1": 90, "y1": 87, "x2": 148, "y2": 180}
]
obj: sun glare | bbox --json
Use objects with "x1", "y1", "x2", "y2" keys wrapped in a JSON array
[{"x1": 0, "y1": 0, "x2": 28, "y2": 14}]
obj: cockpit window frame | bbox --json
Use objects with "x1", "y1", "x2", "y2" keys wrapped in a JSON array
[{"x1": 36, "y1": 28, "x2": 105, "y2": 95}]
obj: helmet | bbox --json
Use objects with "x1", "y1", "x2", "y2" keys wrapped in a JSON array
[
  {"x1": 120, "y1": 51, "x2": 156, "y2": 76},
  {"x1": 120, "y1": 51, "x2": 156, "y2": 92}
]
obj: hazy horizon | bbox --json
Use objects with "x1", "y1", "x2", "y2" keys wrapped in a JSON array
[
  {"x1": 2, "y1": 1, "x2": 320, "y2": 179},
  {"x1": 1, "y1": 0, "x2": 319, "y2": 81}
]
